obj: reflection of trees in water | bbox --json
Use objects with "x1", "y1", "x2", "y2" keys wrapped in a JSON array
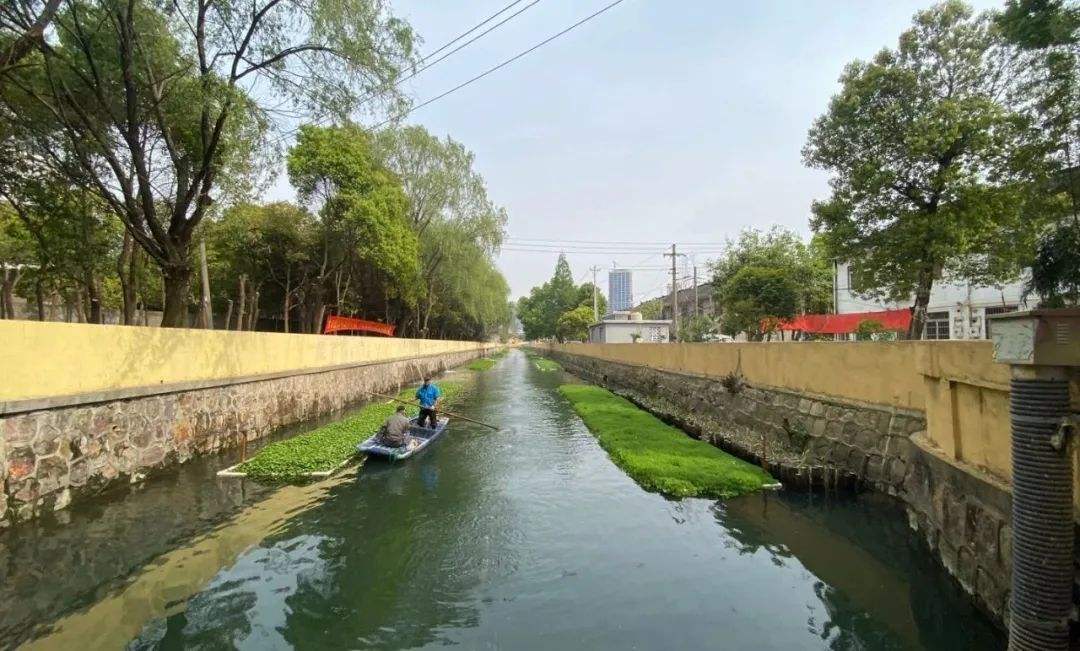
[
  {"x1": 0, "y1": 458, "x2": 271, "y2": 649},
  {"x1": 712, "y1": 491, "x2": 1004, "y2": 650}
]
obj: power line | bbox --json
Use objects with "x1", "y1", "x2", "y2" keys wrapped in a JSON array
[
  {"x1": 359, "y1": 0, "x2": 542, "y2": 108},
  {"x1": 374, "y1": 0, "x2": 633, "y2": 129},
  {"x1": 506, "y1": 236, "x2": 729, "y2": 246}
]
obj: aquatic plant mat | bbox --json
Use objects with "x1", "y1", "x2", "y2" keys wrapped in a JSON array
[
  {"x1": 221, "y1": 382, "x2": 464, "y2": 482},
  {"x1": 559, "y1": 384, "x2": 776, "y2": 498},
  {"x1": 533, "y1": 357, "x2": 561, "y2": 372},
  {"x1": 467, "y1": 357, "x2": 497, "y2": 371}
]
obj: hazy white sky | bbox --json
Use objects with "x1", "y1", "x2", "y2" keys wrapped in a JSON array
[{"x1": 266, "y1": 0, "x2": 1002, "y2": 302}]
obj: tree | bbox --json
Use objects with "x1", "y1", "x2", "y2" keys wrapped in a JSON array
[
  {"x1": 517, "y1": 254, "x2": 579, "y2": 340},
  {"x1": 854, "y1": 319, "x2": 888, "y2": 341},
  {"x1": 575, "y1": 282, "x2": 607, "y2": 318},
  {"x1": 718, "y1": 266, "x2": 799, "y2": 340},
  {"x1": 0, "y1": 0, "x2": 61, "y2": 74},
  {"x1": 0, "y1": 0, "x2": 416, "y2": 326},
  {"x1": 372, "y1": 125, "x2": 509, "y2": 338},
  {"x1": 0, "y1": 205, "x2": 34, "y2": 318},
  {"x1": 679, "y1": 314, "x2": 717, "y2": 342},
  {"x1": 803, "y1": 1, "x2": 1055, "y2": 338},
  {"x1": 710, "y1": 226, "x2": 832, "y2": 317},
  {"x1": 286, "y1": 124, "x2": 419, "y2": 333},
  {"x1": 998, "y1": 1, "x2": 1080, "y2": 306},
  {"x1": 555, "y1": 305, "x2": 594, "y2": 343}
]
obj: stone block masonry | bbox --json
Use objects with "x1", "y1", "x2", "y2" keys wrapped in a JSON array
[
  {"x1": 544, "y1": 348, "x2": 1017, "y2": 627},
  {"x1": 0, "y1": 322, "x2": 495, "y2": 528}
]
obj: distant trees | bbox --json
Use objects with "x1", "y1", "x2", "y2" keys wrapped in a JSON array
[
  {"x1": 711, "y1": 227, "x2": 831, "y2": 340},
  {"x1": 804, "y1": 1, "x2": 1059, "y2": 338},
  {"x1": 517, "y1": 254, "x2": 598, "y2": 341}
]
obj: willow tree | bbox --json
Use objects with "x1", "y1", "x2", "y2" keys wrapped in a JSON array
[
  {"x1": 373, "y1": 125, "x2": 507, "y2": 337},
  {"x1": 803, "y1": 1, "x2": 1053, "y2": 338},
  {"x1": 0, "y1": 0, "x2": 415, "y2": 326}
]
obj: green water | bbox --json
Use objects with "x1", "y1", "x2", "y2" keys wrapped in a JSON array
[{"x1": 1, "y1": 350, "x2": 1004, "y2": 650}]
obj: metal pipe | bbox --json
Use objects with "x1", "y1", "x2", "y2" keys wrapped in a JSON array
[{"x1": 1007, "y1": 373, "x2": 1073, "y2": 651}]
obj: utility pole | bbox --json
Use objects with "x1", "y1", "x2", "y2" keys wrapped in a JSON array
[
  {"x1": 664, "y1": 244, "x2": 680, "y2": 341},
  {"x1": 589, "y1": 265, "x2": 601, "y2": 321},
  {"x1": 693, "y1": 265, "x2": 699, "y2": 317}
]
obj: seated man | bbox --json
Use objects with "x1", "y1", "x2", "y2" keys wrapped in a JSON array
[
  {"x1": 378, "y1": 405, "x2": 412, "y2": 448},
  {"x1": 415, "y1": 377, "x2": 441, "y2": 429}
]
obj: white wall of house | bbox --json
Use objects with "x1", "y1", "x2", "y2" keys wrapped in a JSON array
[
  {"x1": 588, "y1": 320, "x2": 671, "y2": 343},
  {"x1": 833, "y1": 262, "x2": 1035, "y2": 340}
]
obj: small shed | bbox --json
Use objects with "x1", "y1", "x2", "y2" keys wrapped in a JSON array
[{"x1": 588, "y1": 316, "x2": 671, "y2": 343}]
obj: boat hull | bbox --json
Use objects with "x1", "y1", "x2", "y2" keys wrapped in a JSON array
[{"x1": 358, "y1": 417, "x2": 449, "y2": 461}]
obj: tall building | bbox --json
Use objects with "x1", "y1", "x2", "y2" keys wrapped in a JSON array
[{"x1": 608, "y1": 269, "x2": 633, "y2": 312}]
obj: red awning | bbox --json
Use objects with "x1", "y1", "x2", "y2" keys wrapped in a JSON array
[
  {"x1": 776, "y1": 308, "x2": 911, "y2": 334},
  {"x1": 323, "y1": 314, "x2": 396, "y2": 337}
]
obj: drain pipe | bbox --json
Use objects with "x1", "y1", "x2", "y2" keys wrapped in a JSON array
[{"x1": 989, "y1": 309, "x2": 1080, "y2": 651}]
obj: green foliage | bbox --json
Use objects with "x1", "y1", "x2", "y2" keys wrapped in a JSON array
[
  {"x1": 854, "y1": 319, "x2": 888, "y2": 341},
  {"x1": 466, "y1": 358, "x2": 497, "y2": 371},
  {"x1": 1029, "y1": 220, "x2": 1080, "y2": 305},
  {"x1": 533, "y1": 357, "x2": 562, "y2": 372},
  {"x1": 1, "y1": 0, "x2": 415, "y2": 325},
  {"x1": 709, "y1": 227, "x2": 831, "y2": 340},
  {"x1": 238, "y1": 382, "x2": 463, "y2": 481},
  {"x1": 373, "y1": 125, "x2": 511, "y2": 340},
  {"x1": 517, "y1": 255, "x2": 600, "y2": 340},
  {"x1": 678, "y1": 315, "x2": 718, "y2": 342},
  {"x1": 637, "y1": 298, "x2": 663, "y2": 320},
  {"x1": 559, "y1": 384, "x2": 774, "y2": 499},
  {"x1": 718, "y1": 266, "x2": 799, "y2": 340},
  {"x1": 803, "y1": 1, "x2": 1057, "y2": 337},
  {"x1": 555, "y1": 305, "x2": 594, "y2": 342}
]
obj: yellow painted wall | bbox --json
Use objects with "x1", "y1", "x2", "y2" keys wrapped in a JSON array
[
  {"x1": 542, "y1": 341, "x2": 1080, "y2": 493},
  {"x1": 0, "y1": 320, "x2": 495, "y2": 403}
]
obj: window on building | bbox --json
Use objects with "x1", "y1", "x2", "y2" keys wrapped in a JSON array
[{"x1": 924, "y1": 311, "x2": 950, "y2": 340}]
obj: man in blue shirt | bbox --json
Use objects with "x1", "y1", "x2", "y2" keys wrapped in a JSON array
[{"x1": 415, "y1": 377, "x2": 441, "y2": 429}]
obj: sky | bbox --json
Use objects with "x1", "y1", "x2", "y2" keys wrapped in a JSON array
[{"x1": 265, "y1": 0, "x2": 1003, "y2": 303}]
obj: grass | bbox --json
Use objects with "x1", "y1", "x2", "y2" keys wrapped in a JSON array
[
  {"x1": 467, "y1": 357, "x2": 497, "y2": 371},
  {"x1": 533, "y1": 357, "x2": 561, "y2": 372},
  {"x1": 559, "y1": 384, "x2": 775, "y2": 499},
  {"x1": 237, "y1": 382, "x2": 464, "y2": 482}
]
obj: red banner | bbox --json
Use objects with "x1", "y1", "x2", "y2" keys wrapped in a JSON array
[
  {"x1": 775, "y1": 308, "x2": 912, "y2": 334},
  {"x1": 323, "y1": 314, "x2": 396, "y2": 337}
]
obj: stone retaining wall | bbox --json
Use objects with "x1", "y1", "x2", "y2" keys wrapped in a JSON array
[
  {"x1": 545, "y1": 348, "x2": 1015, "y2": 627},
  {"x1": 0, "y1": 348, "x2": 488, "y2": 527}
]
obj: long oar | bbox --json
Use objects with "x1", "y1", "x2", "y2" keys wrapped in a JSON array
[{"x1": 371, "y1": 392, "x2": 500, "y2": 430}]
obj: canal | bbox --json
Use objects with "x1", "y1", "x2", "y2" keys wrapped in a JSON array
[{"x1": 1, "y1": 350, "x2": 1004, "y2": 650}]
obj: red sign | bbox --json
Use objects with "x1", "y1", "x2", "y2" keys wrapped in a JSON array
[
  {"x1": 774, "y1": 308, "x2": 912, "y2": 334},
  {"x1": 323, "y1": 314, "x2": 396, "y2": 337}
]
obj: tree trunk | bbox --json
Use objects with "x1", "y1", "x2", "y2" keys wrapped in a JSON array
[
  {"x1": 161, "y1": 265, "x2": 193, "y2": 328},
  {"x1": 247, "y1": 289, "x2": 259, "y2": 330},
  {"x1": 1, "y1": 265, "x2": 23, "y2": 319},
  {"x1": 224, "y1": 299, "x2": 234, "y2": 331},
  {"x1": 907, "y1": 267, "x2": 935, "y2": 340},
  {"x1": 118, "y1": 232, "x2": 136, "y2": 325},
  {"x1": 85, "y1": 275, "x2": 102, "y2": 324},
  {"x1": 235, "y1": 275, "x2": 247, "y2": 331},
  {"x1": 283, "y1": 269, "x2": 291, "y2": 334},
  {"x1": 35, "y1": 278, "x2": 46, "y2": 321}
]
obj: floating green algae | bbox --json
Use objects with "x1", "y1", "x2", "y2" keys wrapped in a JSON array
[
  {"x1": 533, "y1": 357, "x2": 561, "y2": 372},
  {"x1": 237, "y1": 382, "x2": 464, "y2": 482},
  {"x1": 559, "y1": 384, "x2": 774, "y2": 498},
  {"x1": 467, "y1": 358, "x2": 497, "y2": 371}
]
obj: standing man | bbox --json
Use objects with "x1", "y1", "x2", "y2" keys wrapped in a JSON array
[{"x1": 415, "y1": 377, "x2": 441, "y2": 429}]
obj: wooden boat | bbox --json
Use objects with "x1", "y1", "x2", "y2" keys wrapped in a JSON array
[{"x1": 357, "y1": 416, "x2": 449, "y2": 461}]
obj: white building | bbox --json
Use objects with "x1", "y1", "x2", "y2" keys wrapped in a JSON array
[
  {"x1": 588, "y1": 311, "x2": 670, "y2": 343},
  {"x1": 834, "y1": 262, "x2": 1035, "y2": 340}
]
